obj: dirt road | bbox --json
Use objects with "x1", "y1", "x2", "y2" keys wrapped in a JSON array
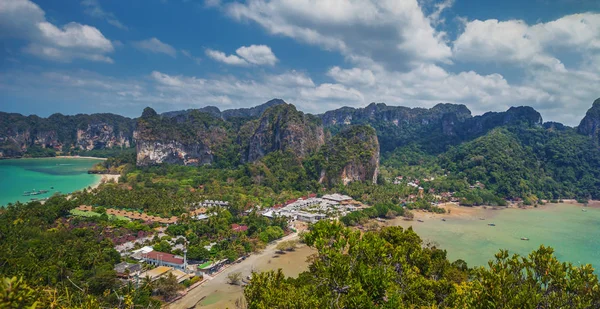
[{"x1": 168, "y1": 233, "x2": 315, "y2": 309}]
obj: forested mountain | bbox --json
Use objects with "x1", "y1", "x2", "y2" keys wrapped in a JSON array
[
  {"x1": 0, "y1": 112, "x2": 135, "y2": 157},
  {"x1": 2, "y1": 98, "x2": 600, "y2": 198}
]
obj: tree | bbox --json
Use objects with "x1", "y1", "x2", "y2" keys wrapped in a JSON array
[
  {"x1": 451, "y1": 246, "x2": 600, "y2": 308},
  {"x1": 275, "y1": 242, "x2": 288, "y2": 253},
  {"x1": 227, "y1": 272, "x2": 242, "y2": 285},
  {"x1": 0, "y1": 277, "x2": 39, "y2": 309},
  {"x1": 244, "y1": 221, "x2": 600, "y2": 308},
  {"x1": 153, "y1": 240, "x2": 172, "y2": 253},
  {"x1": 154, "y1": 273, "x2": 182, "y2": 300}
]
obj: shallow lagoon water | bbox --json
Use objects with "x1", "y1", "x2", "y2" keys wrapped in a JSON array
[
  {"x1": 396, "y1": 204, "x2": 600, "y2": 270},
  {"x1": 0, "y1": 158, "x2": 101, "y2": 206}
]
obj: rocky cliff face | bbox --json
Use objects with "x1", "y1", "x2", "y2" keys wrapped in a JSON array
[
  {"x1": 246, "y1": 104, "x2": 325, "y2": 162},
  {"x1": 161, "y1": 99, "x2": 286, "y2": 120},
  {"x1": 134, "y1": 107, "x2": 224, "y2": 166},
  {"x1": 578, "y1": 98, "x2": 600, "y2": 144},
  {"x1": 321, "y1": 103, "x2": 472, "y2": 128},
  {"x1": 135, "y1": 139, "x2": 213, "y2": 166},
  {"x1": 319, "y1": 125, "x2": 380, "y2": 185},
  {"x1": 76, "y1": 123, "x2": 131, "y2": 151},
  {"x1": 0, "y1": 112, "x2": 135, "y2": 157},
  {"x1": 461, "y1": 106, "x2": 543, "y2": 136}
]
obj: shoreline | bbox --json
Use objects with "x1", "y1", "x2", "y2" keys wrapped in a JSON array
[
  {"x1": 0, "y1": 156, "x2": 106, "y2": 161},
  {"x1": 55, "y1": 155, "x2": 107, "y2": 160},
  {"x1": 388, "y1": 201, "x2": 598, "y2": 226},
  {"x1": 89, "y1": 174, "x2": 121, "y2": 190}
]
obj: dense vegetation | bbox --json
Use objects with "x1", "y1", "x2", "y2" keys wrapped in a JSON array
[
  {"x1": 245, "y1": 221, "x2": 600, "y2": 308},
  {"x1": 0, "y1": 197, "x2": 159, "y2": 308}
]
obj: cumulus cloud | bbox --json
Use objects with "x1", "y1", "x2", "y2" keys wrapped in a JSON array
[
  {"x1": 81, "y1": 0, "x2": 128, "y2": 30},
  {"x1": 327, "y1": 67, "x2": 376, "y2": 86},
  {"x1": 206, "y1": 44, "x2": 278, "y2": 66},
  {"x1": 235, "y1": 45, "x2": 277, "y2": 65},
  {"x1": 225, "y1": 0, "x2": 452, "y2": 68},
  {"x1": 453, "y1": 13, "x2": 600, "y2": 70},
  {"x1": 0, "y1": 0, "x2": 114, "y2": 62},
  {"x1": 2, "y1": 60, "x2": 598, "y2": 125},
  {"x1": 205, "y1": 49, "x2": 248, "y2": 65},
  {"x1": 133, "y1": 38, "x2": 177, "y2": 57}
]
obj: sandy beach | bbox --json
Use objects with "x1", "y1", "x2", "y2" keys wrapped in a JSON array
[
  {"x1": 55, "y1": 155, "x2": 107, "y2": 160},
  {"x1": 90, "y1": 174, "x2": 121, "y2": 190},
  {"x1": 389, "y1": 200, "x2": 600, "y2": 226},
  {"x1": 169, "y1": 233, "x2": 316, "y2": 309}
]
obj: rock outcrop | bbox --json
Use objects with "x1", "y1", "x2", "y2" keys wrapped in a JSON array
[
  {"x1": 246, "y1": 104, "x2": 325, "y2": 162},
  {"x1": 318, "y1": 125, "x2": 380, "y2": 185},
  {"x1": 578, "y1": 98, "x2": 600, "y2": 144},
  {"x1": 135, "y1": 139, "x2": 213, "y2": 166},
  {"x1": 161, "y1": 99, "x2": 286, "y2": 120},
  {"x1": 321, "y1": 102, "x2": 472, "y2": 129},
  {"x1": 134, "y1": 107, "x2": 225, "y2": 166},
  {"x1": 0, "y1": 112, "x2": 135, "y2": 157}
]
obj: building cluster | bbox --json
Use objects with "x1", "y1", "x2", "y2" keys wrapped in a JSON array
[
  {"x1": 192, "y1": 200, "x2": 229, "y2": 208},
  {"x1": 111, "y1": 245, "x2": 196, "y2": 285},
  {"x1": 262, "y1": 194, "x2": 362, "y2": 224},
  {"x1": 189, "y1": 200, "x2": 231, "y2": 220}
]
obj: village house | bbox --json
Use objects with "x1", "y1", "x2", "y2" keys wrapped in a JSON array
[
  {"x1": 322, "y1": 194, "x2": 353, "y2": 204},
  {"x1": 138, "y1": 266, "x2": 192, "y2": 283},
  {"x1": 231, "y1": 223, "x2": 248, "y2": 232},
  {"x1": 142, "y1": 251, "x2": 187, "y2": 271},
  {"x1": 113, "y1": 262, "x2": 141, "y2": 278},
  {"x1": 197, "y1": 259, "x2": 228, "y2": 275},
  {"x1": 296, "y1": 211, "x2": 327, "y2": 223}
]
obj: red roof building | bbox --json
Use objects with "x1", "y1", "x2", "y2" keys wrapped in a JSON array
[
  {"x1": 231, "y1": 224, "x2": 248, "y2": 232},
  {"x1": 142, "y1": 251, "x2": 186, "y2": 270}
]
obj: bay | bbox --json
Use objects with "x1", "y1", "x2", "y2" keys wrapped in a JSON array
[
  {"x1": 0, "y1": 157, "x2": 102, "y2": 206},
  {"x1": 393, "y1": 204, "x2": 600, "y2": 271}
]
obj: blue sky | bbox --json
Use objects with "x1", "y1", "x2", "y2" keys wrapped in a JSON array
[{"x1": 0, "y1": 0, "x2": 599, "y2": 125}]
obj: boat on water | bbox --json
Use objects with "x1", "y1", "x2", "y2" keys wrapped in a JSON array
[
  {"x1": 417, "y1": 219, "x2": 424, "y2": 222},
  {"x1": 479, "y1": 218, "x2": 485, "y2": 220},
  {"x1": 22, "y1": 189, "x2": 50, "y2": 196},
  {"x1": 488, "y1": 223, "x2": 496, "y2": 226},
  {"x1": 441, "y1": 218, "x2": 446, "y2": 222},
  {"x1": 521, "y1": 237, "x2": 529, "y2": 241},
  {"x1": 582, "y1": 209, "x2": 587, "y2": 212}
]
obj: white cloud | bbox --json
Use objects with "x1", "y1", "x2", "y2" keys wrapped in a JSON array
[
  {"x1": 0, "y1": 0, "x2": 114, "y2": 63},
  {"x1": 226, "y1": 0, "x2": 452, "y2": 68},
  {"x1": 133, "y1": 38, "x2": 177, "y2": 57},
  {"x1": 81, "y1": 0, "x2": 128, "y2": 30},
  {"x1": 235, "y1": 45, "x2": 277, "y2": 65},
  {"x1": 206, "y1": 44, "x2": 278, "y2": 66},
  {"x1": 37, "y1": 22, "x2": 113, "y2": 52},
  {"x1": 327, "y1": 67, "x2": 375, "y2": 86},
  {"x1": 453, "y1": 13, "x2": 600, "y2": 70},
  {"x1": 428, "y1": 0, "x2": 454, "y2": 25},
  {"x1": 266, "y1": 70, "x2": 315, "y2": 87},
  {"x1": 2, "y1": 62, "x2": 598, "y2": 125},
  {"x1": 205, "y1": 49, "x2": 248, "y2": 65}
]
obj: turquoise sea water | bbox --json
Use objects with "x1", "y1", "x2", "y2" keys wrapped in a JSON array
[
  {"x1": 0, "y1": 158, "x2": 101, "y2": 206},
  {"x1": 396, "y1": 204, "x2": 600, "y2": 271}
]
